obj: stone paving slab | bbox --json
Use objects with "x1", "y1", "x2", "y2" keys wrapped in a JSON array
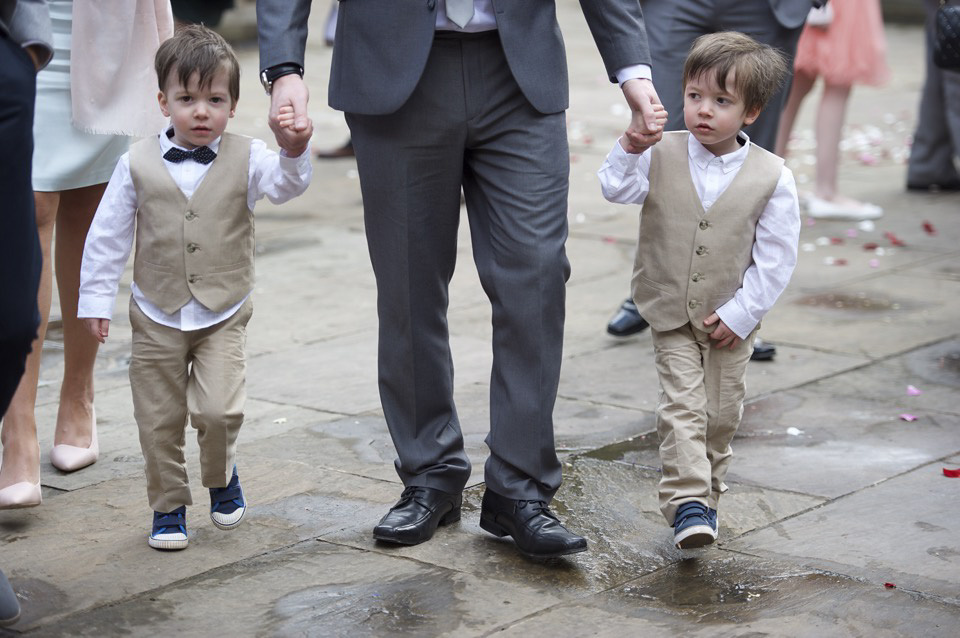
[
  {"x1": 2, "y1": 457, "x2": 402, "y2": 630},
  {"x1": 725, "y1": 455, "x2": 960, "y2": 604},
  {"x1": 44, "y1": 543, "x2": 568, "y2": 638},
  {"x1": 496, "y1": 552, "x2": 960, "y2": 637},
  {"x1": 322, "y1": 456, "x2": 823, "y2": 598}
]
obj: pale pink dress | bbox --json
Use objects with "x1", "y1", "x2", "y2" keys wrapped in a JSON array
[{"x1": 793, "y1": 0, "x2": 891, "y2": 87}]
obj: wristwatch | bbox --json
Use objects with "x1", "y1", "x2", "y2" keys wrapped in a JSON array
[{"x1": 260, "y1": 63, "x2": 304, "y2": 95}]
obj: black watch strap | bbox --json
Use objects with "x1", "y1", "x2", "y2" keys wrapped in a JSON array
[{"x1": 260, "y1": 63, "x2": 304, "y2": 95}]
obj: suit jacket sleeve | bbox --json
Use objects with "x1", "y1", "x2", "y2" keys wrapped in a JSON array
[
  {"x1": 256, "y1": 0, "x2": 313, "y2": 71},
  {"x1": 578, "y1": 0, "x2": 650, "y2": 83},
  {"x1": 1, "y1": 0, "x2": 53, "y2": 68}
]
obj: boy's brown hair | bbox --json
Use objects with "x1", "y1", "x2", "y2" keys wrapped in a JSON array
[
  {"x1": 683, "y1": 31, "x2": 788, "y2": 115},
  {"x1": 155, "y1": 24, "x2": 241, "y2": 106}
]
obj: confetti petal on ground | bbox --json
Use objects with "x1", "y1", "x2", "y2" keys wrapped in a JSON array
[
  {"x1": 786, "y1": 427, "x2": 804, "y2": 436},
  {"x1": 823, "y1": 257, "x2": 835, "y2": 266},
  {"x1": 907, "y1": 385, "x2": 922, "y2": 396},
  {"x1": 863, "y1": 242, "x2": 879, "y2": 250},
  {"x1": 602, "y1": 236, "x2": 616, "y2": 244},
  {"x1": 816, "y1": 236, "x2": 831, "y2": 246},
  {"x1": 899, "y1": 414, "x2": 917, "y2": 422},
  {"x1": 830, "y1": 237, "x2": 845, "y2": 245},
  {"x1": 273, "y1": 417, "x2": 287, "y2": 424},
  {"x1": 943, "y1": 468, "x2": 960, "y2": 478},
  {"x1": 846, "y1": 229, "x2": 858, "y2": 238},
  {"x1": 922, "y1": 221, "x2": 936, "y2": 235},
  {"x1": 884, "y1": 583, "x2": 896, "y2": 589},
  {"x1": 806, "y1": 217, "x2": 816, "y2": 226},
  {"x1": 869, "y1": 259, "x2": 880, "y2": 268},
  {"x1": 858, "y1": 220, "x2": 876, "y2": 232},
  {"x1": 802, "y1": 243, "x2": 816, "y2": 252},
  {"x1": 884, "y1": 231, "x2": 905, "y2": 247}
]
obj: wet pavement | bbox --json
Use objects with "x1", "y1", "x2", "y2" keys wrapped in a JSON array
[{"x1": 3, "y1": 3, "x2": 959, "y2": 636}]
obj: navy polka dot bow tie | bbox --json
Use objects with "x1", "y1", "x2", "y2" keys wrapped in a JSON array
[{"x1": 163, "y1": 145, "x2": 217, "y2": 165}]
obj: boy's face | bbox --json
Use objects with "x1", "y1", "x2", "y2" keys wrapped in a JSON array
[
  {"x1": 683, "y1": 69, "x2": 760, "y2": 156},
  {"x1": 158, "y1": 65, "x2": 236, "y2": 150}
]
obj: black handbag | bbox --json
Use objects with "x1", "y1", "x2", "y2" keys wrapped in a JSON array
[{"x1": 934, "y1": 0, "x2": 960, "y2": 70}]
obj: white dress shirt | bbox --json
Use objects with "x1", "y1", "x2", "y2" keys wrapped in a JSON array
[
  {"x1": 598, "y1": 132, "x2": 800, "y2": 339},
  {"x1": 78, "y1": 128, "x2": 312, "y2": 331},
  {"x1": 435, "y1": 0, "x2": 652, "y2": 84}
]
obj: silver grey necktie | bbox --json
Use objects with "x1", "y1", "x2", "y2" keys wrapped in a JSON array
[{"x1": 445, "y1": 0, "x2": 474, "y2": 28}]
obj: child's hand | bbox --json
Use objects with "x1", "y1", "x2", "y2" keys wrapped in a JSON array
[
  {"x1": 703, "y1": 313, "x2": 742, "y2": 350},
  {"x1": 277, "y1": 105, "x2": 297, "y2": 129},
  {"x1": 274, "y1": 105, "x2": 313, "y2": 157},
  {"x1": 620, "y1": 104, "x2": 669, "y2": 154},
  {"x1": 83, "y1": 318, "x2": 110, "y2": 344}
]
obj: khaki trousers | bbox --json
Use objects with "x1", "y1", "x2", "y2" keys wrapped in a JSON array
[
  {"x1": 651, "y1": 321, "x2": 756, "y2": 525},
  {"x1": 128, "y1": 297, "x2": 252, "y2": 512}
]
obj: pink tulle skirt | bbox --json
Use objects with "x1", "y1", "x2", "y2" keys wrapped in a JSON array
[{"x1": 793, "y1": 0, "x2": 890, "y2": 86}]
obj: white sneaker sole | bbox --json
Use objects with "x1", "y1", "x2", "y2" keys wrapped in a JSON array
[
  {"x1": 211, "y1": 504, "x2": 245, "y2": 530},
  {"x1": 674, "y1": 524, "x2": 717, "y2": 549},
  {"x1": 148, "y1": 534, "x2": 188, "y2": 550}
]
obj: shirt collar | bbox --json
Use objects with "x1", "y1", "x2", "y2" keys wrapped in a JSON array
[
  {"x1": 159, "y1": 125, "x2": 222, "y2": 155},
  {"x1": 687, "y1": 130, "x2": 751, "y2": 174}
]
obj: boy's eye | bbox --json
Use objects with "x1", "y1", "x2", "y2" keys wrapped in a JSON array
[
  {"x1": 687, "y1": 92, "x2": 700, "y2": 100},
  {"x1": 716, "y1": 97, "x2": 729, "y2": 105},
  {"x1": 210, "y1": 97, "x2": 223, "y2": 104}
]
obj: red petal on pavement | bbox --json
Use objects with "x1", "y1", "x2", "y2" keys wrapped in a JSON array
[
  {"x1": 884, "y1": 582, "x2": 896, "y2": 589},
  {"x1": 833, "y1": 258, "x2": 848, "y2": 266},
  {"x1": 830, "y1": 237, "x2": 845, "y2": 245},
  {"x1": 922, "y1": 221, "x2": 936, "y2": 235},
  {"x1": 863, "y1": 242, "x2": 879, "y2": 250},
  {"x1": 884, "y1": 232, "x2": 906, "y2": 247},
  {"x1": 943, "y1": 468, "x2": 960, "y2": 478},
  {"x1": 602, "y1": 237, "x2": 616, "y2": 244},
  {"x1": 899, "y1": 414, "x2": 917, "y2": 422}
]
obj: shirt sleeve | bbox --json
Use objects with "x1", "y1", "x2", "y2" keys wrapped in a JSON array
[
  {"x1": 715, "y1": 166, "x2": 801, "y2": 339},
  {"x1": 247, "y1": 138, "x2": 312, "y2": 209},
  {"x1": 615, "y1": 64, "x2": 653, "y2": 86},
  {"x1": 597, "y1": 139, "x2": 653, "y2": 205},
  {"x1": 77, "y1": 155, "x2": 138, "y2": 321}
]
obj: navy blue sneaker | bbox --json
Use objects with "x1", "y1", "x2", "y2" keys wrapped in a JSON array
[
  {"x1": 209, "y1": 466, "x2": 245, "y2": 530},
  {"x1": 673, "y1": 501, "x2": 717, "y2": 549},
  {"x1": 707, "y1": 508, "x2": 718, "y2": 536},
  {"x1": 149, "y1": 506, "x2": 188, "y2": 550}
]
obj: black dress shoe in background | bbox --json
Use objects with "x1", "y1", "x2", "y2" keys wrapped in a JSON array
[
  {"x1": 606, "y1": 299, "x2": 649, "y2": 337},
  {"x1": 315, "y1": 139, "x2": 355, "y2": 160},
  {"x1": 479, "y1": 489, "x2": 587, "y2": 558},
  {"x1": 750, "y1": 338, "x2": 777, "y2": 362},
  {"x1": 373, "y1": 486, "x2": 461, "y2": 546}
]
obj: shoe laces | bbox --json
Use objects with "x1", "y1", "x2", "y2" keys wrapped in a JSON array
[
  {"x1": 395, "y1": 486, "x2": 427, "y2": 507},
  {"x1": 517, "y1": 499, "x2": 559, "y2": 522},
  {"x1": 153, "y1": 508, "x2": 186, "y2": 535},
  {"x1": 210, "y1": 471, "x2": 243, "y2": 513}
]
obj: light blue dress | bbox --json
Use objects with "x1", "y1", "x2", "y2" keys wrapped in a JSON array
[{"x1": 32, "y1": 0, "x2": 130, "y2": 192}]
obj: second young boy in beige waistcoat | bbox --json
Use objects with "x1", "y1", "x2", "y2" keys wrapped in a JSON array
[
  {"x1": 598, "y1": 32, "x2": 801, "y2": 549},
  {"x1": 78, "y1": 25, "x2": 312, "y2": 550}
]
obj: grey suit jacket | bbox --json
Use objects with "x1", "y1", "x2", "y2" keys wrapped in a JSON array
[
  {"x1": 0, "y1": 0, "x2": 52, "y2": 68},
  {"x1": 258, "y1": 0, "x2": 651, "y2": 116},
  {"x1": 770, "y1": 0, "x2": 822, "y2": 29}
]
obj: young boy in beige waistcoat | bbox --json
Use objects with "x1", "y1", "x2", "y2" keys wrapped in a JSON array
[
  {"x1": 78, "y1": 25, "x2": 312, "y2": 550},
  {"x1": 598, "y1": 32, "x2": 800, "y2": 549}
]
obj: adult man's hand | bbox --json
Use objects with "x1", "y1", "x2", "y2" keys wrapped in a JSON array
[
  {"x1": 621, "y1": 78, "x2": 665, "y2": 151},
  {"x1": 269, "y1": 74, "x2": 313, "y2": 153}
]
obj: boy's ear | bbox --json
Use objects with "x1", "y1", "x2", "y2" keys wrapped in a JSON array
[
  {"x1": 743, "y1": 105, "x2": 761, "y2": 128},
  {"x1": 158, "y1": 91, "x2": 170, "y2": 117}
]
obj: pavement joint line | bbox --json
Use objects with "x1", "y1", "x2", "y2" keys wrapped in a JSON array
[{"x1": 243, "y1": 395, "x2": 350, "y2": 418}]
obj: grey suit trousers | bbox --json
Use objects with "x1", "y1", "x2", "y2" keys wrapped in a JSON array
[
  {"x1": 907, "y1": 0, "x2": 960, "y2": 188},
  {"x1": 641, "y1": 0, "x2": 807, "y2": 152},
  {"x1": 346, "y1": 32, "x2": 570, "y2": 501}
]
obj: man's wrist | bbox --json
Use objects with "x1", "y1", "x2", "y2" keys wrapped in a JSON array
[{"x1": 260, "y1": 63, "x2": 304, "y2": 95}]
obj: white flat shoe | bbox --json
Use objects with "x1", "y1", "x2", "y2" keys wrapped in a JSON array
[
  {"x1": 50, "y1": 407, "x2": 99, "y2": 473},
  {"x1": 805, "y1": 195, "x2": 883, "y2": 221}
]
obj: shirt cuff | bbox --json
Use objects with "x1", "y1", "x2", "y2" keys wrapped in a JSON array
[
  {"x1": 607, "y1": 137, "x2": 645, "y2": 165},
  {"x1": 77, "y1": 295, "x2": 117, "y2": 322},
  {"x1": 279, "y1": 141, "x2": 312, "y2": 161},
  {"x1": 615, "y1": 64, "x2": 653, "y2": 86}
]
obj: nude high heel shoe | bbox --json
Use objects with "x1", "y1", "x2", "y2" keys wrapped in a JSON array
[
  {"x1": 49, "y1": 407, "x2": 99, "y2": 472},
  {"x1": 0, "y1": 452, "x2": 42, "y2": 510}
]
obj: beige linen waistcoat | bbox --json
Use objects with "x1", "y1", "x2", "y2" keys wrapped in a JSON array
[
  {"x1": 129, "y1": 132, "x2": 254, "y2": 315},
  {"x1": 631, "y1": 131, "x2": 783, "y2": 332}
]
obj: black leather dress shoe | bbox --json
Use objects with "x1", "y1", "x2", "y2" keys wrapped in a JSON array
[
  {"x1": 315, "y1": 139, "x2": 355, "y2": 159},
  {"x1": 750, "y1": 338, "x2": 777, "y2": 361},
  {"x1": 906, "y1": 180, "x2": 960, "y2": 192},
  {"x1": 373, "y1": 486, "x2": 461, "y2": 546},
  {"x1": 479, "y1": 489, "x2": 587, "y2": 558},
  {"x1": 606, "y1": 299, "x2": 649, "y2": 337}
]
